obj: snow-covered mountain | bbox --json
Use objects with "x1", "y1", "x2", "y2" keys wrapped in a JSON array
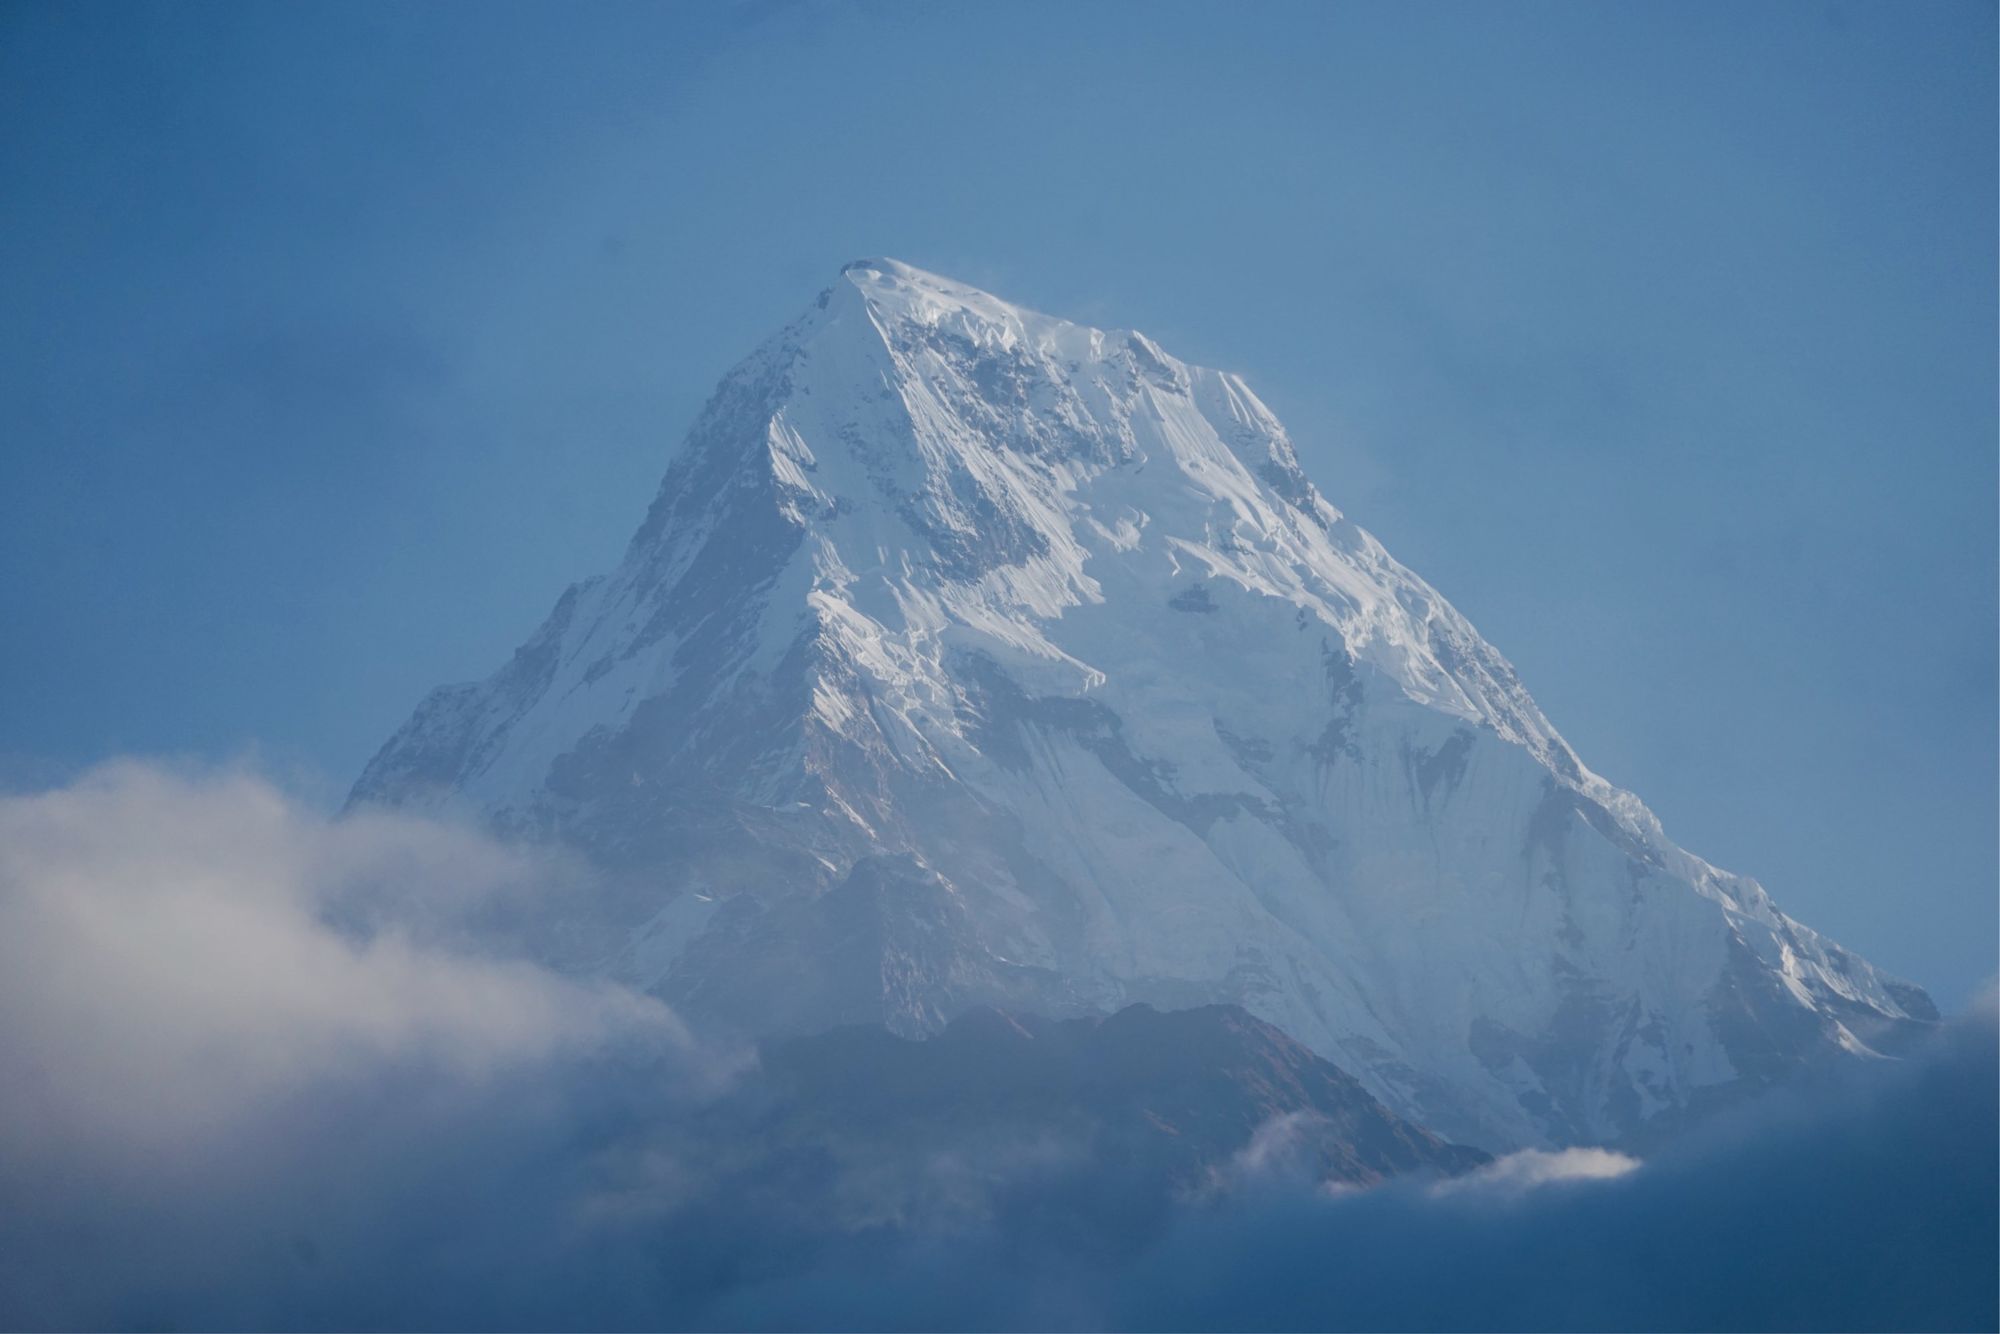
[{"x1": 353, "y1": 259, "x2": 1934, "y2": 1151}]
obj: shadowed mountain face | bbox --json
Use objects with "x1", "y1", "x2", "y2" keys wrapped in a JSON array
[
  {"x1": 638, "y1": 1002, "x2": 1487, "y2": 1255},
  {"x1": 750, "y1": 1004, "x2": 1485, "y2": 1191},
  {"x1": 352, "y1": 259, "x2": 1933, "y2": 1151}
]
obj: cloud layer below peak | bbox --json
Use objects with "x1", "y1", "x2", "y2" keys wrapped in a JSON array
[{"x1": 0, "y1": 761, "x2": 1992, "y2": 1332}]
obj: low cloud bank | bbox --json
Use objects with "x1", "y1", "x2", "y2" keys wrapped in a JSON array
[
  {"x1": 1099, "y1": 999, "x2": 1998, "y2": 1332},
  {"x1": 0, "y1": 762, "x2": 726, "y2": 1329},
  {"x1": 693, "y1": 1001, "x2": 1998, "y2": 1334},
  {"x1": 0, "y1": 762, "x2": 1993, "y2": 1331}
]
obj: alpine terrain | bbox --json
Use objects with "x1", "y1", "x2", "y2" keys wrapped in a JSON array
[{"x1": 353, "y1": 259, "x2": 1935, "y2": 1152}]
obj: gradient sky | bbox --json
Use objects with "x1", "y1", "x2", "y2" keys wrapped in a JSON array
[{"x1": 2, "y1": 0, "x2": 1993, "y2": 1006}]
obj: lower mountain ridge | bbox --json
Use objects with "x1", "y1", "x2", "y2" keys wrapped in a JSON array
[
  {"x1": 353, "y1": 258, "x2": 1935, "y2": 1152},
  {"x1": 636, "y1": 1002, "x2": 1487, "y2": 1248}
]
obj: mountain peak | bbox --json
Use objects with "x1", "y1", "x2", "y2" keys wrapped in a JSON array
[
  {"x1": 837, "y1": 255, "x2": 995, "y2": 302},
  {"x1": 825, "y1": 257, "x2": 1105, "y2": 363},
  {"x1": 352, "y1": 264, "x2": 1936, "y2": 1153},
  {"x1": 838, "y1": 255, "x2": 929, "y2": 282},
  {"x1": 836, "y1": 255, "x2": 996, "y2": 314}
]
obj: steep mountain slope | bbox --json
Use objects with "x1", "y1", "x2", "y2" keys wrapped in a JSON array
[
  {"x1": 352, "y1": 259, "x2": 1934, "y2": 1151},
  {"x1": 651, "y1": 1003, "x2": 1487, "y2": 1240}
]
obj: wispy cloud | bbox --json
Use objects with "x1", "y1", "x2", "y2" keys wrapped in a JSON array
[{"x1": 1437, "y1": 1145, "x2": 1640, "y2": 1194}]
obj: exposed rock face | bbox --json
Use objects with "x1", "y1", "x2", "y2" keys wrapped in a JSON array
[{"x1": 353, "y1": 259, "x2": 1935, "y2": 1151}]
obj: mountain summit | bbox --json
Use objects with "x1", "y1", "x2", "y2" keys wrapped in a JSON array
[{"x1": 353, "y1": 259, "x2": 1933, "y2": 1150}]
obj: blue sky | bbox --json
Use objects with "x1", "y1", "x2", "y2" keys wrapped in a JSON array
[{"x1": 2, "y1": 0, "x2": 1993, "y2": 1005}]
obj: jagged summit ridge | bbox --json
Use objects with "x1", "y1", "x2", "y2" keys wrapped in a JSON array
[{"x1": 354, "y1": 260, "x2": 1934, "y2": 1151}]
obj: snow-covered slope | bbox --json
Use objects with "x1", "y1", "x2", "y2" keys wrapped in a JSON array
[{"x1": 353, "y1": 259, "x2": 1934, "y2": 1151}]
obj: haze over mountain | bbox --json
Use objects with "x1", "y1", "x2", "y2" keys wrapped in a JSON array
[
  {"x1": 353, "y1": 260, "x2": 1933, "y2": 1152},
  {"x1": 650, "y1": 1002, "x2": 1490, "y2": 1240}
]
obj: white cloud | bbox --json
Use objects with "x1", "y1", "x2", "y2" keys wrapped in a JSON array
[
  {"x1": 0, "y1": 760, "x2": 697, "y2": 1161},
  {"x1": 1439, "y1": 1145, "x2": 1642, "y2": 1194}
]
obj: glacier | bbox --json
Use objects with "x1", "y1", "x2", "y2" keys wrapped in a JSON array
[{"x1": 352, "y1": 258, "x2": 1934, "y2": 1151}]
